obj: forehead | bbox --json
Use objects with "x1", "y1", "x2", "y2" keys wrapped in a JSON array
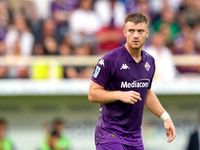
[{"x1": 125, "y1": 22, "x2": 148, "y2": 30}]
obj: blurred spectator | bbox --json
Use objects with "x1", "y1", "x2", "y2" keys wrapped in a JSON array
[
  {"x1": 145, "y1": 32, "x2": 178, "y2": 81},
  {"x1": 38, "y1": 118, "x2": 71, "y2": 150},
  {"x1": 0, "y1": 0, "x2": 200, "y2": 79},
  {"x1": 135, "y1": 0, "x2": 152, "y2": 24},
  {"x1": 73, "y1": 43, "x2": 92, "y2": 55},
  {"x1": 149, "y1": 0, "x2": 183, "y2": 13},
  {"x1": 94, "y1": 0, "x2": 126, "y2": 54},
  {"x1": 95, "y1": 22, "x2": 125, "y2": 54},
  {"x1": 38, "y1": 130, "x2": 70, "y2": 150},
  {"x1": 152, "y1": 4, "x2": 180, "y2": 45},
  {"x1": 187, "y1": 111, "x2": 200, "y2": 150},
  {"x1": 52, "y1": 118, "x2": 71, "y2": 150},
  {"x1": 64, "y1": 43, "x2": 94, "y2": 78},
  {"x1": 6, "y1": 0, "x2": 25, "y2": 15},
  {"x1": 23, "y1": 0, "x2": 41, "y2": 37},
  {"x1": 174, "y1": 23, "x2": 199, "y2": 74},
  {"x1": 166, "y1": 0, "x2": 183, "y2": 12},
  {"x1": 5, "y1": 13, "x2": 34, "y2": 78},
  {"x1": 0, "y1": 40, "x2": 6, "y2": 55},
  {"x1": 94, "y1": 0, "x2": 126, "y2": 28},
  {"x1": 58, "y1": 44, "x2": 72, "y2": 56},
  {"x1": 121, "y1": 0, "x2": 137, "y2": 14},
  {"x1": 174, "y1": 37, "x2": 200, "y2": 75},
  {"x1": 193, "y1": 21, "x2": 200, "y2": 53},
  {"x1": 0, "y1": 1, "x2": 9, "y2": 41},
  {"x1": 0, "y1": 118, "x2": 15, "y2": 150},
  {"x1": 5, "y1": 13, "x2": 34, "y2": 56},
  {"x1": 68, "y1": 0, "x2": 102, "y2": 48},
  {"x1": 31, "y1": 20, "x2": 63, "y2": 80},
  {"x1": 50, "y1": 0, "x2": 78, "y2": 38},
  {"x1": 43, "y1": 36, "x2": 59, "y2": 55},
  {"x1": 0, "y1": 66, "x2": 8, "y2": 78},
  {"x1": 0, "y1": 41, "x2": 8, "y2": 78},
  {"x1": 35, "y1": 19, "x2": 61, "y2": 50},
  {"x1": 25, "y1": 0, "x2": 54, "y2": 20},
  {"x1": 173, "y1": 24, "x2": 192, "y2": 54},
  {"x1": 178, "y1": 0, "x2": 200, "y2": 28},
  {"x1": 60, "y1": 35, "x2": 72, "y2": 49}
]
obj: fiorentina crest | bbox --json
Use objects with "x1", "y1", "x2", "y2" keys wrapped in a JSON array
[{"x1": 144, "y1": 62, "x2": 150, "y2": 71}]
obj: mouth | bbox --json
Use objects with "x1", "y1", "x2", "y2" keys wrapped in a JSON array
[{"x1": 133, "y1": 41, "x2": 140, "y2": 44}]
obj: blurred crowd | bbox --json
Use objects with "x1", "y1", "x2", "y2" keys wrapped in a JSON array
[
  {"x1": 38, "y1": 118, "x2": 71, "y2": 150},
  {"x1": 0, "y1": 117, "x2": 72, "y2": 150},
  {"x1": 0, "y1": 0, "x2": 200, "y2": 80}
]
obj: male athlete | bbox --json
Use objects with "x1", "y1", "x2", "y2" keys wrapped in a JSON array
[{"x1": 88, "y1": 12, "x2": 176, "y2": 150}]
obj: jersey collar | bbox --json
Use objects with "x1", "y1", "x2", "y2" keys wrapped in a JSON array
[{"x1": 122, "y1": 45, "x2": 145, "y2": 62}]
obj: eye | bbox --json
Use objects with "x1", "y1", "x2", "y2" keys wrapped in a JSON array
[
  {"x1": 129, "y1": 29, "x2": 134, "y2": 33},
  {"x1": 138, "y1": 30, "x2": 144, "y2": 33}
]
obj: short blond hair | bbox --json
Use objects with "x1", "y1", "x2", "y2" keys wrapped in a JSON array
[{"x1": 125, "y1": 12, "x2": 149, "y2": 27}]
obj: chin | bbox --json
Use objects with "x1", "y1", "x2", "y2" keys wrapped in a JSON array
[{"x1": 131, "y1": 45, "x2": 141, "y2": 49}]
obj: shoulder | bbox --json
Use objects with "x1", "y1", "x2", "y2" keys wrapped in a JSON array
[
  {"x1": 142, "y1": 50, "x2": 155, "y2": 61},
  {"x1": 102, "y1": 46, "x2": 124, "y2": 62},
  {"x1": 142, "y1": 50, "x2": 156, "y2": 71},
  {"x1": 95, "y1": 46, "x2": 124, "y2": 73}
]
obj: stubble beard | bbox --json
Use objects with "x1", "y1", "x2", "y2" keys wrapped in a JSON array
[{"x1": 130, "y1": 41, "x2": 143, "y2": 50}]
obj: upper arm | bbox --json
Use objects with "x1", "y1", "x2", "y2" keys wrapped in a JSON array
[
  {"x1": 89, "y1": 80, "x2": 105, "y2": 91},
  {"x1": 88, "y1": 80, "x2": 105, "y2": 102}
]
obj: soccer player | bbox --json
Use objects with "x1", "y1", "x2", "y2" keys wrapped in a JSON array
[
  {"x1": 0, "y1": 118, "x2": 15, "y2": 150},
  {"x1": 88, "y1": 12, "x2": 176, "y2": 150}
]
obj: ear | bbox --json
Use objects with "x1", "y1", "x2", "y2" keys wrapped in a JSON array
[
  {"x1": 123, "y1": 28, "x2": 127, "y2": 37},
  {"x1": 146, "y1": 29, "x2": 150, "y2": 38}
]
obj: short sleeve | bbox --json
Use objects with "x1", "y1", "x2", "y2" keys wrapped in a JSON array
[
  {"x1": 91, "y1": 56, "x2": 114, "y2": 87},
  {"x1": 148, "y1": 57, "x2": 156, "y2": 89}
]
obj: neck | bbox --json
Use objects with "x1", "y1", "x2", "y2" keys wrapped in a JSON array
[{"x1": 125, "y1": 43, "x2": 142, "y2": 63}]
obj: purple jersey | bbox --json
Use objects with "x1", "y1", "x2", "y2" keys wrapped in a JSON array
[{"x1": 91, "y1": 45, "x2": 155, "y2": 146}]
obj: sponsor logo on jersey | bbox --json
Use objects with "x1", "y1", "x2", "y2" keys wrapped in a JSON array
[
  {"x1": 120, "y1": 64, "x2": 130, "y2": 70},
  {"x1": 93, "y1": 66, "x2": 101, "y2": 78},
  {"x1": 98, "y1": 59, "x2": 105, "y2": 67},
  {"x1": 121, "y1": 79, "x2": 150, "y2": 88},
  {"x1": 145, "y1": 62, "x2": 150, "y2": 71}
]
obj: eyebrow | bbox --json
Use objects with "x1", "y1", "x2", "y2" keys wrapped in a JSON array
[{"x1": 128, "y1": 29, "x2": 145, "y2": 31}]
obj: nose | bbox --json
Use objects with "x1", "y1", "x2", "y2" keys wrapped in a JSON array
[{"x1": 133, "y1": 32, "x2": 139, "y2": 38}]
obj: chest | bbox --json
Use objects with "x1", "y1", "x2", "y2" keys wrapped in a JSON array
[
  {"x1": 115, "y1": 60, "x2": 153, "y2": 79},
  {"x1": 110, "y1": 60, "x2": 154, "y2": 90}
]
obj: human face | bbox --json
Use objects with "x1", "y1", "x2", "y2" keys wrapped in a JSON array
[{"x1": 124, "y1": 22, "x2": 149, "y2": 51}]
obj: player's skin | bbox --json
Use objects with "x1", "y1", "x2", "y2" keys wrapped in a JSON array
[{"x1": 88, "y1": 21, "x2": 176, "y2": 143}]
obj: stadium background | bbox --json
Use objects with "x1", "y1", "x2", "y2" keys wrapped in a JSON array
[
  {"x1": 0, "y1": 94, "x2": 200, "y2": 150},
  {"x1": 0, "y1": 0, "x2": 200, "y2": 150},
  {"x1": 0, "y1": 79, "x2": 200, "y2": 150}
]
